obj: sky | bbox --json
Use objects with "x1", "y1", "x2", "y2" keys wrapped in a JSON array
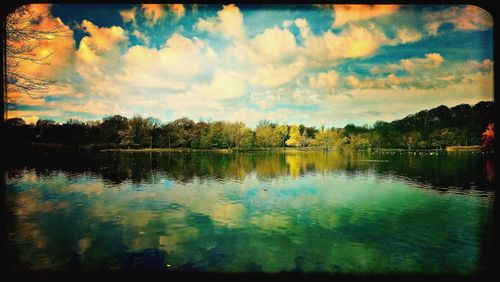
[{"x1": 6, "y1": 4, "x2": 494, "y2": 128}]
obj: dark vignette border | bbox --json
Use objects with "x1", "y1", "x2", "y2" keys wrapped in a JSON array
[{"x1": 0, "y1": 0, "x2": 496, "y2": 281}]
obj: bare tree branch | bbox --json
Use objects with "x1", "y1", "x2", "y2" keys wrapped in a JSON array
[{"x1": 5, "y1": 5, "x2": 69, "y2": 104}]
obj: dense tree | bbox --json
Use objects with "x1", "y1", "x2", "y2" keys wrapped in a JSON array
[
  {"x1": 209, "y1": 121, "x2": 229, "y2": 148},
  {"x1": 5, "y1": 117, "x2": 31, "y2": 145},
  {"x1": 127, "y1": 116, "x2": 152, "y2": 147},
  {"x1": 255, "y1": 125, "x2": 275, "y2": 148},
  {"x1": 85, "y1": 120, "x2": 102, "y2": 144},
  {"x1": 344, "y1": 123, "x2": 369, "y2": 136},
  {"x1": 275, "y1": 125, "x2": 289, "y2": 149},
  {"x1": 35, "y1": 119, "x2": 56, "y2": 142},
  {"x1": 148, "y1": 117, "x2": 163, "y2": 148},
  {"x1": 239, "y1": 127, "x2": 255, "y2": 149},
  {"x1": 170, "y1": 117, "x2": 195, "y2": 148},
  {"x1": 6, "y1": 117, "x2": 26, "y2": 127},
  {"x1": 191, "y1": 121, "x2": 211, "y2": 149},
  {"x1": 161, "y1": 123, "x2": 175, "y2": 148},
  {"x1": 368, "y1": 132, "x2": 382, "y2": 150},
  {"x1": 4, "y1": 101, "x2": 495, "y2": 151},
  {"x1": 255, "y1": 121, "x2": 284, "y2": 149},
  {"x1": 348, "y1": 134, "x2": 370, "y2": 150},
  {"x1": 311, "y1": 129, "x2": 345, "y2": 150},
  {"x1": 101, "y1": 115, "x2": 129, "y2": 145},
  {"x1": 402, "y1": 132, "x2": 422, "y2": 150},
  {"x1": 301, "y1": 130, "x2": 312, "y2": 147},
  {"x1": 286, "y1": 125, "x2": 304, "y2": 147}
]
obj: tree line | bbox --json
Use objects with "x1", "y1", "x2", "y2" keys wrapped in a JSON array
[{"x1": 4, "y1": 101, "x2": 495, "y2": 151}]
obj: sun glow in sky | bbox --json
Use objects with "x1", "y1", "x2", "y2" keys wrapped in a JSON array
[{"x1": 6, "y1": 4, "x2": 493, "y2": 127}]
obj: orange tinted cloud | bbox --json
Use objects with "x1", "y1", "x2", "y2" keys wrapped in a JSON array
[
  {"x1": 120, "y1": 7, "x2": 137, "y2": 24},
  {"x1": 424, "y1": 5, "x2": 492, "y2": 36},
  {"x1": 11, "y1": 4, "x2": 75, "y2": 81},
  {"x1": 331, "y1": 4, "x2": 400, "y2": 27},
  {"x1": 168, "y1": 4, "x2": 185, "y2": 20},
  {"x1": 142, "y1": 4, "x2": 166, "y2": 25}
]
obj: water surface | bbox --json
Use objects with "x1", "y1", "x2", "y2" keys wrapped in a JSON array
[{"x1": 5, "y1": 151, "x2": 495, "y2": 273}]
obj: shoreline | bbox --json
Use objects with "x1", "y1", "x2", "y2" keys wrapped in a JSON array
[
  {"x1": 99, "y1": 147, "x2": 483, "y2": 153},
  {"x1": 4, "y1": 143, "x2": 485, "y2": 154},
  {"x1": 445, "y1": 145, "x2": 482, "y2": 152}
]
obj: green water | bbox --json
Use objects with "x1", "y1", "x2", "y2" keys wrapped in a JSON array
[{"x1": 5, "y1": 151, "x2": 495, "y2": 273}]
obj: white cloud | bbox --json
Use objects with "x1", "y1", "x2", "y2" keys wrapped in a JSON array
[
  {"x1": 8, "y1": 4, "x2": 493, "y2": 128},
  {"x1": 250, "y1": 86, "x2": 322, "y2": 113},
  {"x1": 56, "y1": 100, "x2": 123, "y2": 115},
  {"x1": 250, "y1": 58, "x2": 306, "y2": 88},
  {"x1": 371, "y1": 53, "x2": 445, "y2": 74},
  {"x1": 401, "y1": 53, "x2": 444, "y2": 72},
  {"x1": 349, "y1": 56, "x2": 492, "y2": 91},
  {"x1": 282, "y1": 20, "x2": 292, "y2": 28},
  {"x1": 204, "y1": 14, "x2": 305, "y2": 88},
  {"x1": 309, "y1": 70, "x2": 339, "y2": 94},
  {"x1": 294, "y1": 18, "x2": 311, "y2": 39},
  {"x1": 323, "y1": 72, "x2": 493, "y2": 125},
  {"x1": 251, "y1": 26, "x2": 298, "y2": 64},
  {"x1": 132, "y1": 30, "x2": 150, "y2": 45},
  {"x1": 222, "y1": 107, "x2": 295, "y2": 128},
  {"x1": 346, "y1": 75, "x2": 362, "y2": 88},
  {"x1": 297, "y1": 19, "x2": 389, "y2": 68},
  {"x1": 191, "y1": 71, "x2": 246, "y2": 101},
  {"x1": 464, "y1": 58, "x2": 493, "y2": 73},
  {"x1": 195, "y1": 4, "x2": 245, "y2": 40},
  {"x1": 191, "y1": 71, "x2": 246, "y2": 100},
  {"x1": 69, "y1": 21, "x2": 130, "y2": 105},
  {"x1": 75, "y1": 20, "x2": 128, "y2": 77},
  {"x1": 121, "y1": 33, "x2": 211, "y2": 81},
  {"x1": 395, "y1": 27, "x2": 422, "y2": 44}
]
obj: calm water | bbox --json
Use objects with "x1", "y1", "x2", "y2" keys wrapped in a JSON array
[{"x1": 5, "y1": 151, "x2": 495, "y2": 273}]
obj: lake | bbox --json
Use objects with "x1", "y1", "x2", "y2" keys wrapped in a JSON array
[{"x1": 4, "y1": 150, "x2": 495, "y2": 273}]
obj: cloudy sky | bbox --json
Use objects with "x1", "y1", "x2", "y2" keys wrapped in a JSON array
[{"x1": 7, "y1": 4, "x2": 493, "y2": 127}]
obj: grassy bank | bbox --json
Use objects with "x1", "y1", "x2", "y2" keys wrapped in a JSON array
[
  {"x1": 374, "y1": 148, "x2": 444, "y2": 152},
  {"x1": 446, "y1": 145, "x2": 482, "y2": 152},
  {"x1": 5, "y1": 143, "x2": 483, "y2": 154}
]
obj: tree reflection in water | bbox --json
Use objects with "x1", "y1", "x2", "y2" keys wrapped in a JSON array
[{"x1": 5, "y1": 151, "x2": 495, "y2": 272}]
